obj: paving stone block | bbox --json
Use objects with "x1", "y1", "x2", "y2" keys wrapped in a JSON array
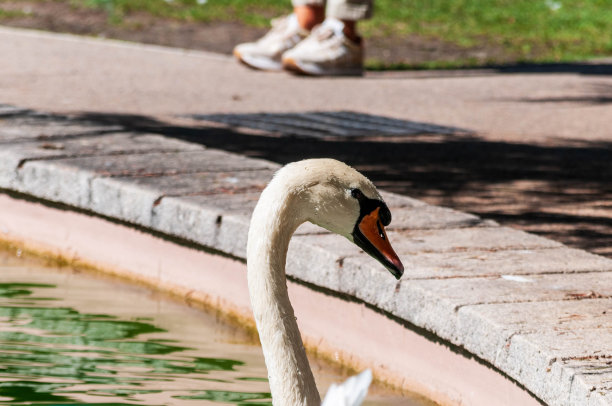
[
  {"x1": 286, "y1": 234, "x2": 359, "y2": 290},
  {"x1": 178, "y1": 192, "x2": 263, "y2": 216},
  {"x1": 456, "y1": 299, "x2": 612, "y2": 365},
  {"x1": 0, "y1": 117, "x2": 122, "y2": 143},
  {"x1": 356, "y1": 247, "x2": 612, "y2": 280},
  {"x1": 151, "y1": 196, "x2": 222, "y2": 247},
  {"x1": 387, "y1": 227, "x2": 562, "y2": 254},
  {"x1": 0, "y1": 150, "x2": 22, "y2": 188},
  {"x1": 570, "y1": 368, "x2": 612, "y2": 406},
  {"x1": 379, "y1": 190, "x2": 427, "y2": 208},
  {"x1": 212, "y1": 213, "x2": 251, "y2": 258},
  {"x1": 386, "y1": 204, "x2": 485, "y2": 230},
  {"x1": 498, "y1": 329, "x2": 612, "y2": 406},
  {"x1": 16, "y1": 160, "x2": 94, "y2": 208},
  {"x1": 0, "y1": 134, "x2": 201, "y2": 188},
  {"x1": 426, "y1": 272, "x2": 610, "y2": 307},
  {"x1": 153, "y1": 194, "x2": 251, "y2": 257},
  {"x1": 332, "y1": 267, "x2": 612, "y2": 354},
  {"x1": 128, "y1": 169, "x2": 274, "y2": 197},
  {"x1": 561, "y1": 360, "x2": 612, "y2": 405},
  {"x1": 524, "y1": 329, "x2": 612, "y2": 359},
  {"x1": 40, "y1": 149, "x2": 275, "y2": 177},
  {"x1": 0, "y1": 132, "x2": 202, "y2": 160},
  {"x1": 90, "y1": 177, "x2": 160, "y2": 226}
]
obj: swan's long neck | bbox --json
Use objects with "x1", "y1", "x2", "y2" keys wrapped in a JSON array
[{"x1": 247, "y1": 179, "x2": 321, "y2": 406}]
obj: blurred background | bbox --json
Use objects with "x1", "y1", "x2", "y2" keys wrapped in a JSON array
[{"x1": 1, "y1": 0, "x2": 611, "y2": 69}]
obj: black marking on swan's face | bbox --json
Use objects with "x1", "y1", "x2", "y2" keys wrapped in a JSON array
[{"x1": 349, "y1": 188, "x2": 404, "y2": 280}]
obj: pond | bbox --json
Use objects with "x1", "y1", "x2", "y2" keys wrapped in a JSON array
[{"x1": 0, "y1": 248, "x2": 431, "y2": 405}]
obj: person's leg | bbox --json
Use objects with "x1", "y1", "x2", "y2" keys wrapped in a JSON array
[
  {"x1": 327, "y1": 0, "x2": 373, "y2": 41},
  {"x1": 293, "y1": 1, "x2": 325, "y2": 30},
  {"x1": 281, "y1": 0, "x2": 373, "y2": 76}
]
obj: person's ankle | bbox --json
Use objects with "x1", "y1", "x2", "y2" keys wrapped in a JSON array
[
  {"x1": 341, "y1": 20, "x2": 360, "y2": 43},
  {"x1": 294, "y1": 5, "x2": 325, "y2": 30}
]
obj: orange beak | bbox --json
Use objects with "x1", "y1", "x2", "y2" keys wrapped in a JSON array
[{"x1": 353, "y1": 207, "x2": 404, "y2": 279}]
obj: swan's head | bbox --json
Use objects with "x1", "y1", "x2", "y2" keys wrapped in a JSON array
[{"x1": 282, "y1": 159, "x2": 404, "y2": 279}]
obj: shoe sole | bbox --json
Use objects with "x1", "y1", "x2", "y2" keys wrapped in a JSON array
[
  {"x1": 282, "y1": 57, "x2": 363, "y2": 77},
  {"x1": 234, "y1": 49, "x2": 283, "y2": 72}
]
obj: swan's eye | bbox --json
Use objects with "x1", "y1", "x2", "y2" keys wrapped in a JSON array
[{"x1": 350, "y1": 188, "x2": 364, "y2": 199}]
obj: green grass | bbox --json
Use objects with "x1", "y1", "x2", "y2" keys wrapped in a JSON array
[
  {"x1": 71, "y1": 0, "x2": 289, "y2": 26},
  {"x1": 7, "y1": 0, "x2": 612, "y2": 65},
  {"x1": 365, "y1": 0, "x2": 612, "y2": 62},
  {"x1": 0, "y1": 8, "x2": 30, "y2": 18}
]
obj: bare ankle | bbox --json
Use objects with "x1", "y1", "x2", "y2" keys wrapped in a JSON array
[
  {"x1": 341, "y1": 20, "x2": 360, "y2": 43},
  {"x1": 294, "y1": 5, "x2": 325, "y2": 30}
]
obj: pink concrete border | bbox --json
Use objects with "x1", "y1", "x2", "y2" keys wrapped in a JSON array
[{"x1": 0, "y1": 193, "x2": 540, "y2": 406}]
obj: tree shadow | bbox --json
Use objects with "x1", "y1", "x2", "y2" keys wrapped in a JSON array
[
  {"x1": 66, "y1": 109, "x2": 612, "y2": 258},
  {"x1": 506, "y1": 83, "x2": 612, "y2": 105},
  {"x1": 492, "y1": 61, "x2": 612, "y2": 76},
  {"x1": 366, "y1": 62, "x2": 612, "y2": 80},
  {"x1": 4, "y1": 105, "x2": 607, "y2": 258}
]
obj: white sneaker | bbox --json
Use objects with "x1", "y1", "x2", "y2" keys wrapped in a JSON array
[
  {"x1": 282, "y1": 18, "x2": 363, "y2": 76},
  {"x1": 233, "y1": 14, "x2": 309, "y2": 71}
]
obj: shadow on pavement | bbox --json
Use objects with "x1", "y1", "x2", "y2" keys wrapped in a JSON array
[
  {"x1": 68, "y1": 110, "x2": 612, "y2": 259},
  {"x1": 506, "y1": 83, "x2": 612, "y2": 105},
  {"x1": 366, "y1": 62, "x2": 612, "y2": 81},
  {"x1": 492, "y1": 62, "x2": 612, "y2": 76}
]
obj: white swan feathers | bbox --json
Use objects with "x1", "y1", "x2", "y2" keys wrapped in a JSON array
[{"x1": 247, "y1": 159, "x2": 404, "y2": 406}]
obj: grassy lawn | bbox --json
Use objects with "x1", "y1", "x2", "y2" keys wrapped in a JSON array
[
  {"x1": 367, "y1": 0, "x2": 612, "y2": 64},
  {"x1": 7, "y1": 0, "x2": 612, "y2": 67}
]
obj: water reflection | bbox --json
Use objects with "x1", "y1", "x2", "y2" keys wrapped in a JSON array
[
  {"x1": 0, "y1": 278, "x2": 272, "y2": 405},
  {"x1": 0, "y1": 251, "x2": 429, "y2": 406}
]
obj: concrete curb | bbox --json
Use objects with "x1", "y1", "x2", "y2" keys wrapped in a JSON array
[{"x1": 1, "y1": 105, "x2": 610, "y2": 406}]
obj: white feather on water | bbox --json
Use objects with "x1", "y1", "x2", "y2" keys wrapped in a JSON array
[{"x1": 322, "y1": 369, "x2": 373, "y2": 406}]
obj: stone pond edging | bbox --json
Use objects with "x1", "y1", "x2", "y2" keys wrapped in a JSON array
[{"x1": 1, "y1": 105, "x2": 610, "y2": 405}]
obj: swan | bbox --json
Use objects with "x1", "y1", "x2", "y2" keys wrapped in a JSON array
[{"x1": 246, "y1": 158, "x2": 404, "y2": 406}]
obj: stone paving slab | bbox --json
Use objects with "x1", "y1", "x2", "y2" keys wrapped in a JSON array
[
  {"x1": 127, "y1": 169, "x2": 275, "y2": 196},
  {"x1": 311, "y1": 264, "x2": 612, "y2": 337},
  {"x1": 464, "y1": 299, "x2": 612, "y2": 332},
  {"x1": 1, "y1": 132, "x2": 203, "y2": 158},
  {"x1": 575, "y1": 375, "x2": 612, "y2": 406},
  {"x1": 0, "y1": 132, "x2": 203, "y2": 190},
  {"x1": 0, "y1": 105, "x2": 610, "y2": 406},
  {"x1": 386, "y1": 204, "x2": 486, "y2": 230},
  {"x1": 151, "y1": 196, "x2": 226, "y2": 249},
  {"x1": 379, "y1": 190, "x2": 427, "y2": 208},
  {"x1": 15, "y1": 160, "x2": 97, "y2": 207},
  {"x1": 0, "y1": 114, "x2": 123, "y2": 143},
  {"x1": 457, "y1": 299, "x2": 612, "y2": 361},
  {"x1": 499, "y1": 329, "x2": 612, "y2": 406},
  {"x1": 357, "y1": 247, "x2": 612, "y2": 279},
  {"x1": 87, "y1": 171, "x2": 272, "y2": 227},
  {"x1": 179, "y1": 192, "x2": 264, "y2": 215},
  {"x1": 33, "y1": 149, "x2": 275, "y2": 177}
]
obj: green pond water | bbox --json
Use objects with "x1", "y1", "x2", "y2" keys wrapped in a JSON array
[{"x1": 0, "y1": 250, "x2": 429, "y2": 406}]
